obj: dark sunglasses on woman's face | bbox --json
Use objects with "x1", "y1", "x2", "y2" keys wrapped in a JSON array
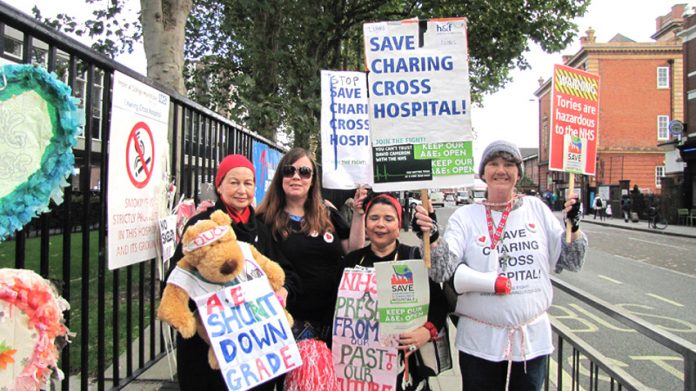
[{"x1": 282, "y1": 165, "x2": 313, "y2": 179}]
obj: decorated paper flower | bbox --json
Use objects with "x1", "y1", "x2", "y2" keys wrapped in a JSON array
[
  {"x1": 0, "y1": 64, "x2": 83, "y2": 241},
  {"x1": 0, "y1": 268, "x2": 71, "y2": 390},
  {"x1": 0, "y1": 341, "x2": 16, "y2": 370}
]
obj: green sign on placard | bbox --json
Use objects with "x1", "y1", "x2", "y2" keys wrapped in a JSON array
[{"x1": 413, "y1": 142, "x2": 474, "y2": 176}]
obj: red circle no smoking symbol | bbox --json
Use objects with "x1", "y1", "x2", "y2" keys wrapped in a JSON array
[{"x1": 126, "y1": 121, "x2": 155, "y2": 189}]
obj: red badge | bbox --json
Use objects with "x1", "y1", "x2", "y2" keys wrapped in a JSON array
[{"x1": 323, "y1": 232, "x2": 334, "y2": 243}]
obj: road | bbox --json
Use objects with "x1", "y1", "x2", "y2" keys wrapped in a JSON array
[{"x1": 426, "y1": 205, "x2": 696, "y2": 390}]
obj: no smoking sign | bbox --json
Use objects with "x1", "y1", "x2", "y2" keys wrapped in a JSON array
[{"x1": 126, "y1": 121, "x2": 155, "y2": 188}]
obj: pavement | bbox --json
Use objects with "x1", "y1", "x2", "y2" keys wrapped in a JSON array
[
  {"x1": 118, "y1": 213, "x2": 695, "y2": 391},
  {"x1": 574, "y1": 211, "x2": 696, "y2": 239}
]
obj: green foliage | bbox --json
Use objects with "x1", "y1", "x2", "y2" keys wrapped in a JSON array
[
  {"x1": 35, "y1": 0, "x2": 589, "y2": 147},
  {"x1": 519, "y1": 174, "x2": 536, "y2": 188},
  {"x1": 186, "y1": 0, "x2": 590, "y2": 146},
  {"x1": 32, "y1": 0, "x2": 141, "y2": 58}
]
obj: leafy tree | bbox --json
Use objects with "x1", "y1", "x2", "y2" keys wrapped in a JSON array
[
  {"x1": 33, "y1": 0, "x2": 192, "y2": 94},
  {"x1": 35, "y1": 0, "x2": 590, "y2": 146},
  {"x1": 189, "y1": 0, "x2": 590, "y2": 147}
]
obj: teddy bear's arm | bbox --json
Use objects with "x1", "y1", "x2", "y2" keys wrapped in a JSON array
[{"x1": 157, "y1": 284, "x2": 197, "y2": 338}]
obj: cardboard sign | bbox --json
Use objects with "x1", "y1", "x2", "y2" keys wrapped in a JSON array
[
  {"x1": 363, "y1": 18, "x2": 474, "y2": 191},
  {"x1": 333, "y1": 268, "x2": 398, "y2": 391},
  {"x1": 320, "y1": 71, "x2": 373, "y2": 188},
  {"x1": 196, "y1": 277, "x2": 301, "y2": 391},
  {"x1": 549, "y1": 64, "x2": 600, "y2": 175},
  {"x1": 374, "y1": 260, "x2": 429, "y2": 336}
]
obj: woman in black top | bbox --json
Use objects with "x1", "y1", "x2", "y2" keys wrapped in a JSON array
[
  {"x1": 167, "y1": 154, "x2": 295, "y2": 391},
  {"x1": 256, "y1": 147, "x2": 366, "y2": 342},
  {"x1": 342, "y1": 194, "x2": 448, "y2": 391}
]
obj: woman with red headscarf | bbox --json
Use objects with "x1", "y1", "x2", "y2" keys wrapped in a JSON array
[
  {"x1": 342, "y1": 193, "x2": 448, "y2": 391},
  {"x1": 166, "y1": 154, "x2": 295, "y2": 391}
]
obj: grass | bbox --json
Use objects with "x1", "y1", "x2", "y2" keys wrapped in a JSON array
[{"x1": 0, "y1": 230, "x2": 156, "y2": 376}]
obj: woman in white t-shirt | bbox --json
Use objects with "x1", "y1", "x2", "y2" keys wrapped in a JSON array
[{"x1": 413, "y1": 140, "x2": 588, "y2": 391}]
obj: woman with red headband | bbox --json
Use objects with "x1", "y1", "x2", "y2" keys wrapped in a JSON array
[
  {"x1": 342, "y1": 193, "x2": 448, "y2": 391},
  {"x1": 167, "y1": 154, "x2": 293, "y2": 391}
]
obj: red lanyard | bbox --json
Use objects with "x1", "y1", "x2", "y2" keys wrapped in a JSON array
[{"x1": 485, "y1": 201, "x2": 513, "y2": 251}]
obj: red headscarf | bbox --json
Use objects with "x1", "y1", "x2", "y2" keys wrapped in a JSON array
[
  {"x1": 365, "y1": 194, "x2": 402, "y2": 226},
  {"x1": 215, "y1": 154, "x2": 255, "y2": 187},
  {"x1": 216, "y1": 154, "x2": 255, "y2": 224}
]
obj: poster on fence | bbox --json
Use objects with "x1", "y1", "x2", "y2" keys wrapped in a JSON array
[
  {"x1": 320, "y1": 70, "x2": 373, "y2": 189},
  {"x1": 333, "y1": 268, "x2": 398, "y2": 391},
  {"x1": 108, "y1": 71, "x2": 170, "y2": 270},
  {"x1": 197, "y1": 276, "x2": 301, "y2": 391},
  {"x1": 548, "y1": 64, "x2": 600, "y2": 175},
  {"x1": 363, "y1": 18, "x2": 474, "y2": 192},
  {"x1": 252, "y1": 141, "x2": 283, "y2": 206},
  {"x1": 374, "y1": 260, "x2": 429, "y2": 336}
]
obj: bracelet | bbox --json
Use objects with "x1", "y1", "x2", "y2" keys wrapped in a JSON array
[{"x1": 423, "y1": 322, "x2": 438, "y2": 341}]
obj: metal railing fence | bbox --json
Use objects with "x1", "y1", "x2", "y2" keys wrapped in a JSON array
[{"x1": 0, "y1": 3, "x2": 283, "y2": 390}]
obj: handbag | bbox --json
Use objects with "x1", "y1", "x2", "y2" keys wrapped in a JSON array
[{"x1": 419, "y1": 323, "x2": 453, "y2": 375}]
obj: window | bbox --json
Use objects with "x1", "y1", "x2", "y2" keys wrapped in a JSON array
[
  {"x1": 74, "y1": 70, "x2": 104, "y2": 141},
  {"x1": 656, "y1": 166, "x2": 665, "y2": 188},
  {"x1": 3, "y1": 35, "x2": 22, "y2": 60},
  {"x1": 657, "y1": 115, "x2": 669, "y2": 140},
  {"x1": 657, "y1": 67, "x2": 670, "y2": 89}
]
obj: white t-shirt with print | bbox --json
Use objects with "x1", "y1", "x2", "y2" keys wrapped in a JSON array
[{"x1": 445, "y1": 196, "x2": 563, "y2": 361}]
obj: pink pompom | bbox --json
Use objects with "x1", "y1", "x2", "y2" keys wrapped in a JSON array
[{"x1": 284, "y1": 339, "x2": 338, "y2": 391}]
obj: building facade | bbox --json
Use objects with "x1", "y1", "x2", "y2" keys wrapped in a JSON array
[
  {"x1": 534, "y1": 5, "x2": 686, "y2": 203},
  {"x1": 678, "y1": 7, "x2": 696, "y2": 209}
]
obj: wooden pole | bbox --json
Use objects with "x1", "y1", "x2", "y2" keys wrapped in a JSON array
[
  {"x1": 420, "y1": 189, "x2": 432, "y2": 268},
  {"x1": 565, "y1": 173, "x2": 575, "y2": 244}
]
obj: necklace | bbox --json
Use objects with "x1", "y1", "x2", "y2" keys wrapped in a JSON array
[{"x1": 482, "y1": 194, "x2": 519, "y2": 208}]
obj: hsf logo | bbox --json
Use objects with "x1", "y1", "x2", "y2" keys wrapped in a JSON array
[{"x1": 436, "y1": 22, "x2": 454, "y2": 33}]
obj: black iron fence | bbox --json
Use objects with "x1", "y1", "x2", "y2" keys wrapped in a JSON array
[
  {"x1": 548, "y1": 277, "x2": 696, "y2": 391},
  {"x1": 0, "y1": 3, "x2": 284, "y2": 390}
]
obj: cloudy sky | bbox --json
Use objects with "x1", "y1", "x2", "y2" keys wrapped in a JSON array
[{"x1": 5, "y1": 0, "x2": 689, "y2": 164}]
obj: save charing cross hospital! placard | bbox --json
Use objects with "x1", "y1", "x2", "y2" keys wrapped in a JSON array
[
  {"x1": 549, "y1": 64, "x2": 600, "y2": 176},
  {"x1": 363, "y1": 18, "x2": 474, "y2": 192}
]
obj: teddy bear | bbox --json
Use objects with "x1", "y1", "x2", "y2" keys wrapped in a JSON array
[{"x1": 157, "y1": 210, "x2": 292, "y2": 369}]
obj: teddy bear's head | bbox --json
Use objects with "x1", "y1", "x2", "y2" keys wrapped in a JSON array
[{"x1": 180, "y1": 210, "x2": 245, "y2": 284}]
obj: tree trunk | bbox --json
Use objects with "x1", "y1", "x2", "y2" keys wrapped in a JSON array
[{"x1": 140, "y1": 0, "x2": 192, "y2": 95}]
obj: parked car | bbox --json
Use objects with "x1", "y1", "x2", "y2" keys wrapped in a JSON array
[
  {"x1": 430, "y1": 191, "x2": 445, "y2": 208},
  {"x1": 456, "y1": 190, "x2": 472, "y2": 205},
  {"x1": 444, "y1": 193, "x2": 456, "y2": 207}
]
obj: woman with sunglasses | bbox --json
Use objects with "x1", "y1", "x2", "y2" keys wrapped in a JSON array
[
  {"x1": 256, "y1": 148, "x2": 367, "y2": 369},
  {"x1": 166, "y1": 154, "x2": 294, "y2": 391},
  {"x1": 342, "y1": 194, "x2": 448, "y2": 391}
]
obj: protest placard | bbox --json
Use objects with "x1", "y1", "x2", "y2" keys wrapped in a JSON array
[
  {"x1": 333, "y1": 268, "x2": 399, "y2": 391},
  {"x1": 320, "y1": 70, "x2": 373, "y2": 188},
  {"x1": 549, "y1": 64, "x2": 600, "y2": 176},
  {"x1": 196, "y1": 276, "x2": 301, "y2": 391},
  {"x1": 374, "y1": 260, "x2": 429, "y2": 336},
  {"x1": 363, "y1": 18, "x2": 474, "y2": 192}
]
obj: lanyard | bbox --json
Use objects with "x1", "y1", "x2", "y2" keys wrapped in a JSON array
[{"x1": 485, "y1": 201, "x2": 513, "y2": 251}]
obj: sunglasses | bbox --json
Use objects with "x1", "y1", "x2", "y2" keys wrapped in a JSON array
[{"x1": 282, "y1": 165, "x2": 313, "y2": 179}]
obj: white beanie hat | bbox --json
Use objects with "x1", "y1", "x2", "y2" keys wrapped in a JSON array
[{"x1": 479, "y1": 140, "x2": 523, "y2": 180}]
